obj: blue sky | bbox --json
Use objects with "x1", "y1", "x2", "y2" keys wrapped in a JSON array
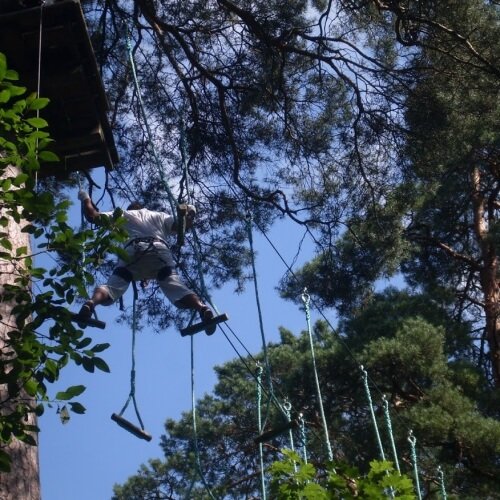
[{"x1": 38, "y1": 191, "x2": 323, "y2": 500}]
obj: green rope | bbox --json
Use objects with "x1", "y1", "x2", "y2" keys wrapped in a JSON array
[
  {"x1": 301, "y1": 289, "x2": 333, "y2": 462},
  {"x1": 361, "y1": 366, "x2": 386, "y2": 462},
  {"x1": 408, "y1": 430, "x2": 422, "y2": 500},
  {"x1": 283, "y1": 400, "x2": 295, "y2": 453},
  {"x1": 190, "y1": 335, "x2": 218, "y2": 500},
  {"x1": 298, "y1": 413, "x2": 308, "y2": 463},
  {"x1": 256, "y1": 364, "x2": 267, "y2": 500},
  {"x1": 118, "y1": 284, "x2": 146, "y2": 431},
  {"x1": 246, "y1": 213, "x2": 275, "y2": 425},
  {"x1": 125, "y1": 29, "x2": 178, "y2": 220},
  {"x1": 283, "y1": 399, "x2": 298, "y2": 473},
  {"x1": 437, "y1": 466, "x2": 447, "y2": 500},
  {"x1": 382, "y1": 395, "x2": 401, "y2": 474}
]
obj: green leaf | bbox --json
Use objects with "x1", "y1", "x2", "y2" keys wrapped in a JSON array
[
  {"x1": 69, "y1": 402, "x2": 86, "y2": 414},
  {"x1": 55, "y1": 384, "x2": 86, "y2": 401},
  {"x1": 0, "y1": 89, "x2": 10, "y2": 103},
  {"x1": 5, "y1": 69, "x2": 19, "y2": 81},
  {"x1": 0, "y1": 52, "x2": 6, "y2": 81},
  {"x1": 93, "y1": 357, "x2": 110, "y2": 373},
  {"x1": 82, "y1": 356, "x2": 95, "y2": 373},
  {"x1": 28, "y1": 97, "x2": 50, "y2": 110},
  {"x1": 0, "y1": 238, "x2": 12, "y2": 251},
  {"x1": 24, "y1": 378, "x2": 38, "y2": 397},
  {"x1": 91, "y1": 343, "x2": 110, "y2": 353},
  {"x1": 12, "y1": 173, "x2": 28, "y2": 186},
  {"x1": 8, "y1": 84, "x2": 26, "y2": 97},
  {"x1": 26, "y1": 117, "x2": 48, "y2": 128},
  {"x1": 38, "y1": 150, "x2": 59, "y2": 162}
]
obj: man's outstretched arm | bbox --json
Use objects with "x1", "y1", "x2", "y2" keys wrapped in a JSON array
[{"x1": 78, "y1": 190, "x2": 100, "y2": 222}]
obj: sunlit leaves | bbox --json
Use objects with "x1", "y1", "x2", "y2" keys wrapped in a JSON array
[{"x1": 0, "y1": 51, "x2": 120, "y2": 472}]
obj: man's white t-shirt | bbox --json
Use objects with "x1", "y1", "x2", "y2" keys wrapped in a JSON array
[{"x1": 102, "y1": 208, "x2": 175, "y2": 242}]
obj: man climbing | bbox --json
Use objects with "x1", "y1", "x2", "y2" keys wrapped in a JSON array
[{"x1": 76, "y1": 190, "x2": 217, "y2": 335}]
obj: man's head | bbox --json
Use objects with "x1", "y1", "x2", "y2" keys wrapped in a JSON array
[{"x1": 127, "y1": 201, "x2": 143, "y2": 211}]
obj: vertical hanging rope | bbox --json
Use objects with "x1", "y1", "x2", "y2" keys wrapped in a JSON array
[
  {"x1": 34, "y1": 0, "x2": 45, "y2": 189},
  {"x1": 125, "y1": 28, "x2": 177, "y2": 219},
  {"x1": 382, "y1": 395, "x2": 401, "y2": 474},
  {"x1": 298, "y1": 413, "x2": 308, "y2": 463},
  {"x1": 408, "y1": 430, "x2": 422, "y2": 500},
  {"x1": 246, "y1": 213, "x2": 276, "y2": 421},
  {"x1": 437, "y1": 466, "x2": 447, "y2": 500},
  {"x1": 117, "y1": 284, "x2": 146, "y2": 430},
  {"x1": 190, "y1": 336, "x2": 217, "y2": 500},
  {"x1": 256, "y1": 364, "x2": 267, "y2": 500},
  {"x1": 361, "y1": 366, "x2": 386, "y2": 462},
  {"x1": 301, "y1": 289, "x2": 333, "y2": 462}
]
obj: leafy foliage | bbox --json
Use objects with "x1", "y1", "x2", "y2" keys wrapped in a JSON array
[
  {"x1": 269, "y1": 450, "x2": 415, "y2": 499},
  {"x1": 0, "y1": 52, "x2": 126, "y2": 471}
]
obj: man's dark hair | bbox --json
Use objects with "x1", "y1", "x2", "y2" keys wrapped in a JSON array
[{"x1": 127, "y1": 201, "x2": 143, "y2": 210}]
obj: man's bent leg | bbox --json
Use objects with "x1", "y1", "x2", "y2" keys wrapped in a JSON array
[{"x1": 79, "y1": 266, "x2": 133, "y2": 319}]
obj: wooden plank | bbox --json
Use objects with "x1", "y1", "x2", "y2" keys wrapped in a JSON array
[{"x1": 180, "y1": 313, "x2": 229, "y2": 337}]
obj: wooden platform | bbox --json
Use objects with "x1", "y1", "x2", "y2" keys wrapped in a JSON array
[{"x1": 0, "y1": 0, "x2": 118, "y2": 177}]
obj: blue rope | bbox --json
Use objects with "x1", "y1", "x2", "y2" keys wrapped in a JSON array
[
  {"x1": 408, "y1": 430, "x2": 422, "y2": 500},
  {"x1": 301, "y1": 289, "x2": 333, "y2": 462}
]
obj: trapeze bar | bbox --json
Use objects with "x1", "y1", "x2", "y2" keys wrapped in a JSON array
[
  {"x1": 70, "y1": 313, "x2": 106, "y2": 330},
  {"x1": 111, "y1": 413, "x2": 152, "y2": 442},
  {"x1": 254, "y1": 419, "x2": 299, "y2": 444}
]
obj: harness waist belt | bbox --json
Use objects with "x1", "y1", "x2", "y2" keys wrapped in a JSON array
[{"x1": 125, "y1": 237, "x2": 169, "y2": 248}]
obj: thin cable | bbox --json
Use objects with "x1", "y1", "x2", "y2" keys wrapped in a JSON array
[
  {"x1": 34, "y1": 0, "x2": 45, "y2": 190},
  {"x1": 190, "y1": 335, "x2": 218, "y2": 500},
  {"x1": 256, "y1": 364, "x2": 267, "y2": 500},
  {"x1": 301, "y1": 290, "x2": 333, "y2": 462}
]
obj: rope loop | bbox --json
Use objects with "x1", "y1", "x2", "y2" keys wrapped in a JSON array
[
  {"x1": 437, "y1": 466, "x2": 447, "y2": 500},
  {"x1": 408, "y1": 430, "x2": 422, "y2": 500},
  {"x1": 301, "y1": 288, "x2": 310, "y2": 305}
]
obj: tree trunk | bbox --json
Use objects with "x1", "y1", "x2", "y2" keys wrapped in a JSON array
[
  {"x1": 471, "y1": 166, "x2": 500, "y2": 386},
  {"x1": 0, "y1": 165, "x2": 40, "y2": 499}
]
